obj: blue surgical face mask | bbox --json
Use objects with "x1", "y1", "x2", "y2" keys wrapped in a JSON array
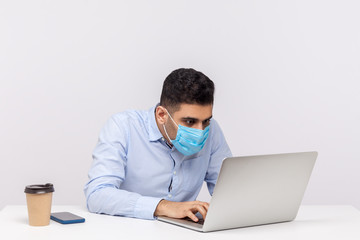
[{"x1": 163, "y1": 109, "x2": 210, "y2": 156}]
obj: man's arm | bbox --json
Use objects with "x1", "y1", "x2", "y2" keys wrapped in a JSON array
[{"x1": 85, "y1": 176, "x2": 162, "y2": 220}]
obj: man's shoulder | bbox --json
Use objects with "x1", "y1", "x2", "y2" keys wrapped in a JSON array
[
  {"x1": 208, "y1": 118, "x2": 227, "y2": 141},
  {"x1": 109, "y1": 109, "x2": 145, "y2": 124},
  {"x1": 209, "y1": 118, "x2": 221, "y2": 131},
  {"x1": 108, "y1": 107, "x2": 153, "y2": 128}
]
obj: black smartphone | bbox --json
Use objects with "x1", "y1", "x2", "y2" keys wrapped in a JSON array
[{"x1": 50, "y1": 212, "x2": 85, "y2": 224}]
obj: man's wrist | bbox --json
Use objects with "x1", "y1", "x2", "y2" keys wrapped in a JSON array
[{"x1": 154, "y1": 199, "x2": 167, "y2": 217}]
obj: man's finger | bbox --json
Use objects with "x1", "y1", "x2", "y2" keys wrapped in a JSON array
[
  {"x1": 202, "y1": 202, "x2": 209, "y2": 212},
  {"x1": 194, "y1": 205, "x2": 207, "y2": 220},
  {"x1": 195, "y1": 201, "x2": 209, "y2": 213},
  {"x1": 187, "y1": 210, "x2": 199, "y2": 222}
]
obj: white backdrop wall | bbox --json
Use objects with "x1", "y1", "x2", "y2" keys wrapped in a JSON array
[{"x1": 0, "y1": 0, "x2": 359, "y2": 211}]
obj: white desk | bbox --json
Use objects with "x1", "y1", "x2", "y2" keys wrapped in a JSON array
[{"x1": 1, "y1": 205, "x2": 360, "y2": 240}]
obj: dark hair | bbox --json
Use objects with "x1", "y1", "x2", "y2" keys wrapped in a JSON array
[{"x1": 160, "y1": 68, "x2": 215, "y2": 111}]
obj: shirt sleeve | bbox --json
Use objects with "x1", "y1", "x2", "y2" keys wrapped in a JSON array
[
  {"x1": 84, "y1": 115, "x2": 162, "y2": 220},
  {"x1": 204, "y1": 120, "x2": 232, "y2": 195}
]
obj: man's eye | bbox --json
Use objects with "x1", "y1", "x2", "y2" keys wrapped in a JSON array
[
  {"x1": 186, "y1": 120, "x2": 195, "y2": 125},
  {"x1": 203, "y1": 119, "x2": 211, "y2": 125}
]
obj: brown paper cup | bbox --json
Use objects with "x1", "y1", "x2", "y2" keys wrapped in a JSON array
[{"x1": 24, "y1": 183, "x2": 54, "y2": 226}]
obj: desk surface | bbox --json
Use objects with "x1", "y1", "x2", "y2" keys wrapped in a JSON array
[{"x1": 1, "y1": 205, "x2": 360, "y2": 240}]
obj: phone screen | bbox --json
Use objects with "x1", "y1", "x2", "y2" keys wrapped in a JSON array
[{"x1": 51, "y1": 212, "x2": 85, "y2": 224}]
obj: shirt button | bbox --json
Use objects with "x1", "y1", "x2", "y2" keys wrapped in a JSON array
[
  {"x1": 173, "y1": 171, "x2": 176, "y2": 175},
  {"x1": 161, "y1": 138, "x2": 164, "y2": 141},
  {"x1": 168, "y1": 194, "x2": 172, "y2": 198}
]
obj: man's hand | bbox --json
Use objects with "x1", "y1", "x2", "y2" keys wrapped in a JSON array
[{"x1": 154, "y1": 200, "x2": 209, "y2": 222}]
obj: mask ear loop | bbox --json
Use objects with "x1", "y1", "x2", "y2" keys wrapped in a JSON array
[
  {"x1": 163, "y1": 125, "x2": 172, "y2": 141},
  {"x1": 162, "y1": 107, "x2": 178, "y2": 142},
  {"x1": 163, "y1": 108, "x2": 179, "y2": 129}
]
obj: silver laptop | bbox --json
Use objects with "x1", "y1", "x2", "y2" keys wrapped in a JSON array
[{"x1": 158, "y1": 151, "x2": 317, "y2": 232}]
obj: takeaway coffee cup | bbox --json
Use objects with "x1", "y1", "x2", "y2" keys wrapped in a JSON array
[{"x1": 24, "y1": 183, "x2": 54, "y2": 226}]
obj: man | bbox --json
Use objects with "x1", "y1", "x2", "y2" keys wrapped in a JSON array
[{"x1": 84, "y1": 68, "x2": 232, "y2": 222}]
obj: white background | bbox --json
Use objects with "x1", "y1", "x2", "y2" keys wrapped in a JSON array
[{"x1": 0, "y1": 0, "x2": 359, "y2": 211}]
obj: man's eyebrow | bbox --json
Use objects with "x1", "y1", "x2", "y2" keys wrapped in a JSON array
[
  {"x1": 181, "y1": 117, "x2": 199, "y2": 121},
  {"x1": 181, "y1": 116, "x2": 213, "y2": 121}
]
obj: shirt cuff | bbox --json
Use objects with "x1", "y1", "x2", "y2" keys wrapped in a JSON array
[{"x1": 134, "y1": 196, "x2": 163, "y2": 220}]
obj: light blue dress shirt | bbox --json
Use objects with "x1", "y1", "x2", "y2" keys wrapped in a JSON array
[{"x1": 84, "y1": 104, "x2": 232, "y2": 220}]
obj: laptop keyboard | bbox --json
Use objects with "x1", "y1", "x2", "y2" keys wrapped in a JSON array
[{"x1": 184, "y1": 217, "x2": 205, "y2": 225}]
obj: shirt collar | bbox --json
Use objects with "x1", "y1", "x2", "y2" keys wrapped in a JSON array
[{"x1": 148, "y1": 103, "x2": 164, "y2": 142}]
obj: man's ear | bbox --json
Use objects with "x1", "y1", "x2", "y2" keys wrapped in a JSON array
[{"x1": 155, "y1": 106, "x2": 168, "y2": 125}]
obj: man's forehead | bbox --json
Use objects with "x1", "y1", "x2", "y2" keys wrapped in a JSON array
[{"x1": 173, "y1": 103, "x2": 213, "y2": 119}]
